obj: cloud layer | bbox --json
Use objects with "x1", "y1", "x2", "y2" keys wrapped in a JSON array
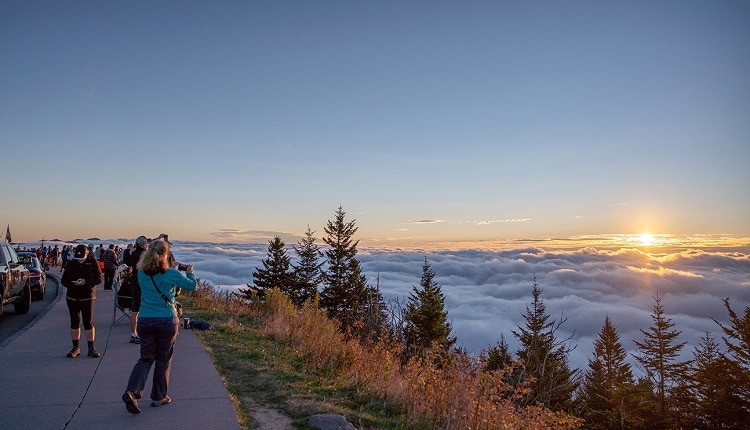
[{"x1": 170, "y1": 239, "x2": 750, "y2": 372}]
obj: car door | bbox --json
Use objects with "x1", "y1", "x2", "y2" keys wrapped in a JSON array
[{"x1": 1, "y1": 245, "x2": 27, "y2": 296}]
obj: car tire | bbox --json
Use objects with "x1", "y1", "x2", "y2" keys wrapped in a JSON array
[
  {"x1": 0, "y1": 279, "x2": 6, "y2": 318},
  {"x1": 14, "y1": 283, "x2": 31, "y2": 314}
]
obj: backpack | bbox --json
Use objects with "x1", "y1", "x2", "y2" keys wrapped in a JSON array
[{"x1": 117, "y1": 276, "x2": 134, "y2": 309}]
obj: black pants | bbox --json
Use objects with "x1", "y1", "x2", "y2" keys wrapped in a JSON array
[
  {"x1": 104, "y1": 268, "x2": 116, "y2": 290},
  {"x1": 66, "y1": 297, "x2": 95, "y2": 330}
]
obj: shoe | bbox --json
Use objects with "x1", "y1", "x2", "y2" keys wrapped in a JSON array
[
  {"x1": 151, "y1": 396, "x2": 172, "y2": 407},
  {"x1": 88, "y1": 347, "x2": 101, "y2": 358},
  {"x1": 130, "y1": 336, "x2": 140, "y2": 344},
  {"x1": 122, "y1": 391, "x2": 141, "y2": 414},
  {"x1": 66, "y1": 346, "x2": 80, "y2": 358}
]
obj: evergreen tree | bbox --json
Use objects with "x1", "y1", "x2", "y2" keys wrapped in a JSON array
[
  {"x1": 238, "y1": 236, "x2": 294, "y2": 301},
  {"x1": 511, "y1": 277, "x2": 578, "y2": 411},
  {"x1": 578, "y1": 316, "x2": 634, "y2": 429},
  {"x1": 676, "y1": 332, "x2": 748, "y2": 429},
  {"x1": 320, "y1": 206, "x2": 370, "y2": 330},
  {"x1": 485, "y1": 334, "x2": 514, "y2": 372},
  {"x1": 578, "y1": 359, "x2": 613, "y2": 430},
  {"x1": 632, "y1": 293, "x2": 690, "y2": 429},
  {"x1": 291, "y1": 226, "x2": 323, "y2": 307},
  {"x1": 403, "y1": 258, "x2": 456, "y2": 361},
  {"x1": 360, "y1": 277, "x2": 389, "y2": 344},
  {"x1": 713, "y1": 298, "x2": 750, "y2": 425}
]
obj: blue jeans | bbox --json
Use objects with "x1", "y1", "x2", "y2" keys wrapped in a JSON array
[{"x1": 126, "y1": 317, "x2": 179, "y2": 401}]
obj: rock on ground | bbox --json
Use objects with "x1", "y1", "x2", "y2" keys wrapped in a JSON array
[{"x1": 308, "y1": 414, "x2": 356, "y2": 430}]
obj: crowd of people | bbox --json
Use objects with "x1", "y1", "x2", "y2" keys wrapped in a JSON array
[
  {"x1": 19, "y1": 235, "x2": 197, "y2": 416},
  {"x1": 14, "y1": 243, "x2": 127, "y2": 273}
]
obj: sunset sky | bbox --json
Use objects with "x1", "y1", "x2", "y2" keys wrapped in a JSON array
[{"x1": 2, "y1": 1, "x2": 748, "y2": 246}]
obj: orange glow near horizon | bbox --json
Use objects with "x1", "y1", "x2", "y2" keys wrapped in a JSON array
[{"x1": 360, "y1": 233, "x2": 750, "y2": 252}]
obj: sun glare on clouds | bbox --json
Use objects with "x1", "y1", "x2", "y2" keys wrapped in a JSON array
[{"x1": 639, "y1": 233, "x2": 655, "y2": 246}]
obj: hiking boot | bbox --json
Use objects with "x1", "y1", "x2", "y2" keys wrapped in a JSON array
[
  {"x1": 151, "y1": 396, "x2": 172, "y2": 407},
  {"x1": 66, "y1": 346, "x2": 80, "y2": 358},
  {"x1": 122, "y1": 391, "x2": 141, "y2": 414},
  {"x1": 88, "y1": 347, "x2": 101, "y2": 358},
  {"x1": 130, "y1": 336, "x2": 140, "y2": 344}
]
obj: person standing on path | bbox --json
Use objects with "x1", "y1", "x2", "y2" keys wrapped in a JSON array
[
  {"x1": 101, "y1": 244, "x2": 119, "y2": 290},
  {"x1": 122, "y1": 238, "x2": 196, "y2": 414},
  {"x1": 61, "y1": 244, "x2": 103, "y2": 358},
  {"x1": 124, "y1": 236, "x2": 149, "y2": 344}
]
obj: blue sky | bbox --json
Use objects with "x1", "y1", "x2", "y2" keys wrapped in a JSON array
[{"x1": 2, "y1": 1, "x2": 749, "y2": 245}]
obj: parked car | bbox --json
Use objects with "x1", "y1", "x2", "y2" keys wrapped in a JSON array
[
  {"x1": 17, "y1": 252, "x2": 46, "y2": 300},
  {"x1": 0, "y1": 243, "x2": 31, "y2": 318}
]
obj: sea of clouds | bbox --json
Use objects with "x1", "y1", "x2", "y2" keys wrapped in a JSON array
[
  {"x1": 166, "y1": 239, "x2": 750, "y2": 372},
  {"x1": 28, "y1": 237, "x2": 750, "y2": 372}
]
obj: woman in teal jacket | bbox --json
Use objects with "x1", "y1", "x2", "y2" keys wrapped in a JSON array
[{"x1": 122, "y1": 239, "x2": 196, "y2": 414}]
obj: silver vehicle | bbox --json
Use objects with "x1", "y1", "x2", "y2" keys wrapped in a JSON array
[{"x1": 0, "y1": 243, "x2": 31, "y2": 318}]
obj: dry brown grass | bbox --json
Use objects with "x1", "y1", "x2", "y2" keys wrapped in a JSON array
[
  {"x1": 252, "y1": 289, "x2": 581, "y2": 430},
  {"x1": 187, "y1": 282, "x2": 581, "y2": 429}
]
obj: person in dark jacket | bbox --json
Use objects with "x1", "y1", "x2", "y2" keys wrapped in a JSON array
[
  {"x1": 61, "y1": 244, "x2": 103, "y2": 358},
  {"x1": 124, "y1": 235, "x2": 149, "y2": 344},
  {"x1": 102, "y1": 244, "x2": 119, "y2": 290}
]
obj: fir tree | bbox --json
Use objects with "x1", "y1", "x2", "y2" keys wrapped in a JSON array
[
  {"x1": 632, "y1": 293, "x2": 690, "y2": 428},
  {"x1": 238, "y1": 236, "x2": 294, "y2": 301},
  {"x1": 578, "y1": 359, "x2": 613, "y2": 430},
  {"x1": 511, "y1": 277, "x2": 578, "y2": 412},
  {"x1": 320, "y1": 206, "x2": 370, "y2": 330},
  {"x1": 578, "y1": 316, "x2": 634, "y2": 429},
  {"x1": 360, "y1": 277, "x2": 389, "y2": 344},
  {"x1": 485, "y1": 334, "x2": 514, "y2": 372},
  {"x1": 403, "y1": 258, "x2": 456, "y2": 361},
  {"x1": 291, "y1": 225, "x2": 323, "y2": 307},
  {"x1": 676, "y1": 332, "x2": 748, "y2": 429},
  {"x1": 713, "y1": 298, "x2": 750, "y2": 425}
]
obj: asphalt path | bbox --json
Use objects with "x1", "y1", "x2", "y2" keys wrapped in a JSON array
[
  {"x1": 0, "y1": 274, "x2": 60, "y2": 345},
  {"x1": 0, "y1": 267, "x2": 242, "y2": 429}
]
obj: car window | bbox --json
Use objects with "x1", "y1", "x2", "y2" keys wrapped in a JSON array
[
  {"x1": 6, "y1": 246, "x2": 19, "y2": 265},
  {"x1": 0, "y1": 245, "x2": 10, "y2": 265}
]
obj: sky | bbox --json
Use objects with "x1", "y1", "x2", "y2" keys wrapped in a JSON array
[{"x1": 1, "y1": 1, "x2": 749, "y2": 246}]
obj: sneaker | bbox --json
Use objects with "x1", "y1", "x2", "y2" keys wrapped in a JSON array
[
  {"x1": 151, "y1": 396, "x2": 172, "y2": 407},
  {"x1": 130, "y1": 336, "x2": 140, "y2": 344},
  {"x1": 66, "y1": 346, "x2": 80, "y2": 358},
  {"x1": 122, "y1": 391, "x2": 141, "y2": 414},
  {"x1": 88, "y1": 347, "x2": 101, "y2": 358}
]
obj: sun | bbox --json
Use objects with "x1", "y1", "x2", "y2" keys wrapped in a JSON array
[{"x1": 639, "y1": 233, "x2": 655, "y2": 246}]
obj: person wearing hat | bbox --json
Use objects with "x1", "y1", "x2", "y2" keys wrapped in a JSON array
[{"x1": 61, "y1": 244, "x2": 103, "y2": 358}]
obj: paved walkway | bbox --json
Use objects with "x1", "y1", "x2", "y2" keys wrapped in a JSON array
[{"x1": 0, "y1": 268, "x2": 240, "y2": 430}]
